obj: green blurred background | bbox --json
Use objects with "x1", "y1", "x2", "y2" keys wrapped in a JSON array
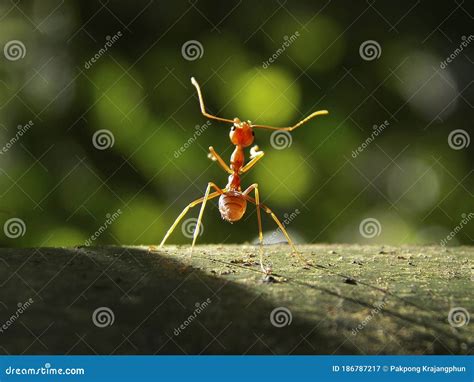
[{"x1": 0, "y1": 0, "x2": 472, "y2": 247}]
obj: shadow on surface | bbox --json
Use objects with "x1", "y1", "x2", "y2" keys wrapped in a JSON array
[{"x1": 0, "y1": 246, "x2": 356, "y2": 354}]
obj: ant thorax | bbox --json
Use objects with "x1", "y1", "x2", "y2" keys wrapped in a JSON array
[{"x1": 230, "y1": 146, "x2": 245, "y2": 172}]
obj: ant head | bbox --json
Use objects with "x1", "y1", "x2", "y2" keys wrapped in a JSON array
[{"x1": 229, "y1": 118, "x2": 254, "y2": 147}]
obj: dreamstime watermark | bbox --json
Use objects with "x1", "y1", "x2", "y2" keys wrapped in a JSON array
[
  {"x1": 92, "y1": 307, "x2": 115, "y2": 328},
  {"x1": 84, "y1": 209, "x2": 122, "y2": 247},
  {"x1": 181, "y1": 40, "x2": 204, "y2": 61},
  {"x1": 359, "y1": 40, "x2": 381, "y2": 61},
  {"x1": 174, "y1": 298, "x2": 212, "y2": 336},
  {"x1": 448, "y1": 129, "x2": 470, "y2": 150},
  {"x1": 181, "y1": 218, "x2": 204, "y2": 239},
  {"x1": 440, "y1": 213, "x2": 473, "y2": 247},
  {"x1": 262, "y1": 31, "x2": 300, "y2": 69},
  {"x1": 84, "y1": 31, "x2": 123, "y2": 69},
  {"x1": 174, "y1": 121, "x2": 211, "y2": 159},
  {"x1": 265, "y1": 208, "x2": 300, "y2": 244},
  {"x1": 92, "y1": 129, "x2": 115, "y2": 150},
  {"x1": 0, "y1": 298, "x2": 34, "y2": 334},
  {"x1": 270, "y1": 307, "x2": 292, "y2": 327},
  {"x1": 3, "y1": 218, "x2": 26, "y2": 239},
  {"x1": 448, "y1": 307, "x2": 469, "y2": 328},
  {"x1": 359, "y1": 218, "x2": 381, "y2": 239},
  {"x1": 5, "y1": 364, "x2": 85, "y2": 376},
  {"x1": 351, "y1": 301, "x2": 385, "y2": 336},
  {"x1": 351, "y1": 120, "x2": 389, "y2": 158},
  {"x1": 440, "y1": 35, "x2": 474, "y2": 69},
  {"x1": 3, "y1": 40, "x2": 26, "y2": 61},
  {"x1": 0, "y1": 120, "x2": 34, "y2": 155},
  {"x1": 270, "y1": 130, "x2": 292, "y2": 150}
]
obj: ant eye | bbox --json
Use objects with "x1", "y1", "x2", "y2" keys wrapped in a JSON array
[{"x1": 252, "y1": 131, "x2": 255, "y2": 136}]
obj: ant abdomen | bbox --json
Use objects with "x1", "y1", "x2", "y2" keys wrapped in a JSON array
[{"x1": 219, "y1": 191, "x2": 247, "y2": 222}]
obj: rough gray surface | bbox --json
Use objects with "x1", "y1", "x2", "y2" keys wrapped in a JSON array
[{"x1": 0, "y1": 244, "x2": 472, "y2": 354}]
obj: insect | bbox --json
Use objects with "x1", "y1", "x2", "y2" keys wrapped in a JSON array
[{"x1": 159, "y1": 77, "x2": 328, "y2": 273}]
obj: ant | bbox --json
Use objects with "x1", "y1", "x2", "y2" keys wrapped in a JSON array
[{"x1": 159, "y1": 77, "x2": 328, "y2": 274}]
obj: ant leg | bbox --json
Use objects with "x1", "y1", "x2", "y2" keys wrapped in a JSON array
[
  {"x1": 208, "y1": 146, "x2": 232, "y2": 174},
  {"x1": 243, "y1": 184, "x2": 266, "y2": 274},
  {"x1": 159, "y1": 190, "x2": 221, "y2": 248},
  {"x1": 244, "y1": 195, "x2": 309, "y2": 267},
  {"x1": 191, "y1": 182, "x2": 225, "y2": 250},
  {"x1": 191, "y1": 77, "x2": 235, "y2": 124},
  {"x1": 239, "y1": 146, "x2": 264, "y2": 174},
  {"x1": 251, "y1": 110, "x2": 328, "y2": 132}
]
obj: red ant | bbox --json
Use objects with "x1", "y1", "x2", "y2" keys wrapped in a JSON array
[{"x1": 159, "y1": 77, "x2": 328, "y2": 273}]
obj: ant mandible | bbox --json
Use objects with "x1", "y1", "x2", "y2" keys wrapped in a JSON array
[{"x1": 159, "y1": 77, "x2": 328, "y2": 274}]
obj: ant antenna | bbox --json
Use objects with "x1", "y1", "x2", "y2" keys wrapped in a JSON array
[
  {"x1": 251, "y1": 109, "x2": 329, "y2": 131},
  {"x1": 191, "y1": 77, "x2": 235, "y2": 124}
]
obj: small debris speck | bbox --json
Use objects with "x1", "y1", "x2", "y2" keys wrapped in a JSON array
[
  {"x1": 344, "y1": 277, "x2": 357, "y2": 285},
  {"x1": 220, "y1": 270, "x2": 236, "y2": 275}
]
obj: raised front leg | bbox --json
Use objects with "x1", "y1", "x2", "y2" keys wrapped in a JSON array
[
  {"x1": 239, "y1": 146, "x2": 264, "y2": 174},
  {"x1": 208, "y1": 146, "x2": 232, "y2": 174}
]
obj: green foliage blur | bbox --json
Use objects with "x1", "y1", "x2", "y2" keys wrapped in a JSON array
[{"x1": 0, "y1": 0, "x2": 472, "y2": 248}]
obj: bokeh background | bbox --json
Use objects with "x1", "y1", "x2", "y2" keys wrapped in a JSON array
[{"x1": 0, "y1": 0, "x2": 472, "y2": 248}]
